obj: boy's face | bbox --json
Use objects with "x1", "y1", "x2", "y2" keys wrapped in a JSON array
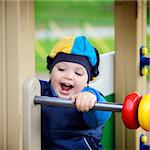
[{"x1": 50, "y1": 61, "x2": 88, "y2": 99}]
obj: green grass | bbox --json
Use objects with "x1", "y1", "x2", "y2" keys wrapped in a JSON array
[{"x1": 35, "y1": 0, "x2": 114, "y2": 28}]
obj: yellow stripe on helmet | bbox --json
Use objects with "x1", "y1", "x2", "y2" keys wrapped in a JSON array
[{"x1": 49, "y1": 36, "x2": 75, "y2": 58}]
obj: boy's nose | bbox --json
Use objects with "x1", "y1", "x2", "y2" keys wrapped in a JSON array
[{"x1": 64, "y1": 72, "x2": 74, "y2": 80}]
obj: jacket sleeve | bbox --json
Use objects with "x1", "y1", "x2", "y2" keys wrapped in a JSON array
[{"x1": 82, "y1": 86, "x2": 112, "y2": 127}]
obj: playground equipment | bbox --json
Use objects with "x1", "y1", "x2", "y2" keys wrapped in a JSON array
[
  {"x1": 140, "y1": 134, "x2": 150, "y2": 150},
  {"x1": 22, "y1": 49, "x2": 149, "y2": 150},
  {"x1": 0, "y1": 1, "x2": 148, "y2": 149},
  {"x1": 140, "y1": 46, "x2": 150, "y2": 76},
  {"x1": 34, "y1": 92, "x2": 150, "y2": 131}
]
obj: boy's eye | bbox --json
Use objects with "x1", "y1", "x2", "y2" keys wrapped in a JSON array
[
  {"x1": 58, "y1": 68, "x2": 65, "y2": 71},
  {"x1": 75, "y1": 72, "x2": 83, "y2": 76}
]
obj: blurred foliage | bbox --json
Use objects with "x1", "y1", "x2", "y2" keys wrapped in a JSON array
[
  {"x1": 35, "y1": 0, "x2": 114, "y2": 28},
  {"x1": 35, "y1": 0, "x2": 150, "y2": 82},
  {"x1": 35, "y1": 0, "x2": 115, "y2": 72}
]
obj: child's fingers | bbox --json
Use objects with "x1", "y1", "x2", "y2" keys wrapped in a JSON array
[
  {"x1": 71, "y1": 92, "x2": 96, "y2": 112},
  {"x1": 71, "y1": 94, "x2": 78, "y2": 103},
  {"x1": 75, "y1": 94, "x2": 83, "y2": 111},
  {"x1": 89, "y1": 98, "x2": 96, "y2": 109},
  {"x1": 71, "y1": 94, "x2": 84, "y2": 111},
  {"x1": 84, "y1": 98, "x2": 96, "y2": 111},
  {"x1": 76, "y1": 96, "x2": 91, "y2": 112},
  {"x1": 82, "y1": 98, "x2": 91, "y2": 111}
]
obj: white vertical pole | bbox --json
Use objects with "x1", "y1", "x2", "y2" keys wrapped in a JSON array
[{"x1": 23, "y1": 77, "x2": 41, "y2": 150}]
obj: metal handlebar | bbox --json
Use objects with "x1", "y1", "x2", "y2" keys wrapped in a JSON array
[{"x1": 34, "y1": 96, "x2": 122, "y2": 112}]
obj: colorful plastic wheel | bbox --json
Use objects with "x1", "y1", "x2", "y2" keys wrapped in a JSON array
[
  {"x1": 122, "y1": 92, "x2": 142, "y2": 129},
  {"x1": 138, "y1": 94, "x2": 150, "y2": 131}
]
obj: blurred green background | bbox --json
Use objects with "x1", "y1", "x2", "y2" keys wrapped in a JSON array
[
  {"x1": 35, "y1": 0, "x2": 150, "y2": 80},
  {"x1": 35, "y1": 0, "x2": 115, "y2": 73}
]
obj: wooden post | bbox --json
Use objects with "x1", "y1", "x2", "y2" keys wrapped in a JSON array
[
  {"x1": 0, "y1": 1, "x2": 35, "y2": 150},
  {"x1": 115, "y1": 0, "x2": 147, "y2": 149}
]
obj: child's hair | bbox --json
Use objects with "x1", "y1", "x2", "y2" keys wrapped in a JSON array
[{"x1": 47, "y1": 35, "x2": 100, "y2": 82}]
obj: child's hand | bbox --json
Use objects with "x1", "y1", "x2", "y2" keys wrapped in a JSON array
[{"x1": 71, "y1": 92, "x2": 96, "y2": 112}]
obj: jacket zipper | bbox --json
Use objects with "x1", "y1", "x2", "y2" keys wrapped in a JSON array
[{"x1": 83, "y1": 137, "x2": 92, "y2": 150}]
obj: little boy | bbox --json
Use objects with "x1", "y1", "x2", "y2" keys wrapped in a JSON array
[{"x1": 40, "y1": 35, "x2": 111, "y2": 150}]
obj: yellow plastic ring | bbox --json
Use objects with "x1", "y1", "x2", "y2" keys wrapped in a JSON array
[
  {"x1": 141, "y1": 135, "x2": 148, "y2": 144},
  {"x1": 138, "y1": 94, "x2": 150, "y2": 131},
  {"x1": 142, "y1": 66, "x2": 148, "y2": 76},
  {"x1": 142, "y1": 47, "x2": 148, "y2": 56}
]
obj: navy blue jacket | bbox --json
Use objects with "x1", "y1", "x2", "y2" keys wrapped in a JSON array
[{"x1": 40, "y1": 80, "x2": 111, "y2": 150}]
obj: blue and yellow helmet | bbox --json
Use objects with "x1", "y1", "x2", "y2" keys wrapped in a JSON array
[{"x1": 47, "y1": 35, "x2": 100, "y2": 82}]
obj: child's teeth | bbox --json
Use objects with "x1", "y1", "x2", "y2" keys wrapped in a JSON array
[{"x1": 65, "y1": 83, "x2": 70, "y2": 86}]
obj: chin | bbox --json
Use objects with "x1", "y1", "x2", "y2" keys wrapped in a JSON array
[{"x1": 58, "y1": 94, "x2": 71, "y2": 99}]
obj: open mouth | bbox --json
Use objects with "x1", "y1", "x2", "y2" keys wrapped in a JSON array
[{"x1": 60, "y1": 83, "x2": 73, "y2": 91}]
